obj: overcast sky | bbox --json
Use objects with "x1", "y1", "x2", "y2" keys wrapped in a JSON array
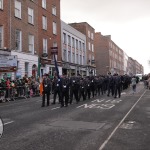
[{"x1": 60, "y1": 0, "x2": 150, "y2": 74}]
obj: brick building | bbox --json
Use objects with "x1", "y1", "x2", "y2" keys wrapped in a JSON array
[
  {"x1": 38, "y1": 0, "x2": 61, "y2": 77},
  {"x1": 127, "y1": 57, "x2": 144, "y2": 75},
  {"x1": 0, "y1": 0, "x2": 61, "y2": 79},
  {"x1": 0, "y1": 0, "x2": 10, "y2": 49},
  {"x1": 95, "y1": 32, "x2": 124, "y2": 75},
  {"x1": 69, "y1": 22, "x2": 96, "y2": 76}
]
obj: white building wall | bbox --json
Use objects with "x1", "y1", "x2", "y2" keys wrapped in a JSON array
[
  {"x1": 11, "y1": 51, "x2": 38, "y2": 79},
  {"x1": 61, "y1": 20, "x2": 87, "y2": 66}
]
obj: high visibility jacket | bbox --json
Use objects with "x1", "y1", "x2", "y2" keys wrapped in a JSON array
[{"x1": 39, "y1": 82, "x2": 43, "y2": 96}]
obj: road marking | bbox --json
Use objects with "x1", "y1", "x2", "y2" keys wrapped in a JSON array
[
  {"x1": 51, "y1": 107, "x2": 60, "y2": 110},
  {"x1": 4, "y1": 121, "x2": 14, "y2": 126},
  {"x1": 105, "y1": 100, "x2": 111, "y2": 103},
  {"x1": 98, "y1": 90, "x2": 146, "y2": 150},
  {"x1": 121, "y1": 92, "x2": 126, "y2": 95},
  {"x1": 91, "y1": 99, "x2": 105, "y2": 103}
]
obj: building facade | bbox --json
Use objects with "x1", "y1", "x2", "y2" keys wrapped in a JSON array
[
  {"x1": 61, "y1": 21, "x2": 86, "y2": 76},
  {"x1": 95, "y1": 32, "x2": 124, "y2": 75},
  {"x1": 0, "y1": 0, "x2": 61, "y2": 79},
  {"x1": 38, "y1": 0, "x2": 62, "y2": 77},
  {"x1": 69, "y1": 22, "x2": 96, "y2": 76}
]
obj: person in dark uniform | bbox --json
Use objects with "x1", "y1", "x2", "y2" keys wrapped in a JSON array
[
  {"x1": 69, "y1": 73, "x2": 79, "y2": 104},
  {"x1": 107, "y1": 72, "x2": 114, "y2": 97},
  {"x1": 52, "y1": 76, "x2": 61, "y2": 104},
  {"x1": 90, "y1": 76, "x2": 95, "y2": 98},
  {"x1": 85, "y1": 77, "x2": 91, "y2": 99},
  {"x1": 79, "y1": 78, "x2": 86, "y2": 101},
  {"x1": 114, "y1": 74, "x2": 121, "y2": 98},
  {"x1": 61, "y1": 74, "x2": 69, "y2": 107},
  {"x1": 97, "y1": 75, "x2": 104, "y2": 96},
  {"x1": 42, "y1": 74, "x2": 51, "y2": 107}
]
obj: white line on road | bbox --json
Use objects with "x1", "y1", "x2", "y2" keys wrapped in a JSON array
[
  {"x1": 4, "y1": 121, "x2": 14, "y2": 126},
  {"x1": 51, "y1": 107, "x2": 60, "y2": 110},
  {"x1": 91, "y1": 99, "x2": 105, "y2": 103},
  {"x1": 99, "y1": 90, "x2": 146, "y2": 150}
]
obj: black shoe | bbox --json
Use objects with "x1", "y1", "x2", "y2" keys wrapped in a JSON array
[
  {"x1": 51, "y1": 102, "x2": 55, "y2": 104},
  {"x1": 61, "y1": 105, "x2": 64, "y2": 108},
  {"x1": 41, "y1": 105, "x2": 45, "y2": 107},
  {"x1": 114, "y1": 96, "x2": 116, "y2": 98}
]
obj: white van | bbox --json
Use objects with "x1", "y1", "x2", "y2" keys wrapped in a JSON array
[{"x1": 136, "y1": 74, "x2": 143, "y2": 81}]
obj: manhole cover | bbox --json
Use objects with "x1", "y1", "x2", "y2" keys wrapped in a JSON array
[{"x1": 120, "y1": 121, "x2": 136, "y2": 129}]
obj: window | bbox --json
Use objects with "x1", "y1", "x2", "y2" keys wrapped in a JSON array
[
  {"x1": 15, "y1": 30, "x2": 22, "y2": 51},
  {"x1": 28, "y1": 34, "x2": 34, "y2": 53},
  {"x1": 72, "y1": 37, "x2": 75, "y2": 47},
  {"x1": 68, "y1": 35, "x2": 71, "y2": 46},
  {"x1": 0, "y1": 0, "x2": 3, "y2": 10},
  {"x1": 25, "y1": 62, "x2": 29, "y2": 77},
  {"x1": 82, "y1": 43, "x2": 85, "y2": 51},
  {"x1": 52, "y1": 42, "x2": 57, "y2": 61},
  {"x1": 0, "y1": 26, "x2": 3, "y2": 48},
  {"x1": 42, "y1": 16, "x2": 47, "y2": 30},
  {"x1": 68, "y1": 51, "x2": 71, "y2": 62},
  {"x1": 43, "y1": 38, "x2": 47, "y2": 53},
  {"x1": 83, "y1": 56, "x2": 85, "y2": 65},
  {"x1": 53, "y1": 22, "x2": 57, "y2": 35},
  {"x1": 79, "y1": 41, "x2": 81, "y2": 50},
  {"x1": 92, "y1": 44, "x2": 94, "y2": 52},
  {"x1": 88, "y1": 30, "x2": 90, "y2": 38},
  {"x1": 76, "y1": 40, "x2": 78, "y2": 49},
  {"x1": 76, "y1": 54, "x2": 78, "y2": 64},
  {"x1": 52, "y1": 5, "x2": 56, "y2": 16},
  {"x1": 72, "y1": 53, "x2": 75, "y2": 63},
  {"x1": 88, "y1": 42, "x2": 91, "y2": 50},
  {"x1": 28, "y1": 8, "x2": 34, "y2": 24},
  {"x1": 42, "y1": 0, "x2": 46, "y2": 9},
  {"x1": 91, "y1": 33, "x2": 94, "y2": 40},
  {"x1": 63, "y1": 49, "x2": 66, "y2": 61},
  {"x1": 89, "y1": 54, "x2": 91, "y2": 65},
  {"x1": 80, "y1": 55, "x2": 82, "y2": 65},
  {"x1": 15, "y1": 0, "x2": 21, "y2": 18},
  {"x1": 63, "y1": 33, "x2": 66, "y2": 44}
]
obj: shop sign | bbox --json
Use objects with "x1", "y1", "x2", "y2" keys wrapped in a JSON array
[
  {"x1": 0, "y1": 55, "x2": 17, "y2": 72},
  {"x1": 0, "y1": 55, "x2": 17, "y2": 67}
]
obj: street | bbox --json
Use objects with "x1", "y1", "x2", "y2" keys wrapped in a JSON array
[{"x1": 0, "y1": 82, "x2": 150, "y2": 150}]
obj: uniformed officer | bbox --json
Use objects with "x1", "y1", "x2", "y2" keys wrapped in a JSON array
[
  {"x1": 107, "y1": 72, "x2": 114, "y2": 97},
  {"x1": 69, "y1": 73, "x2": 79, "y2": 104},
  {"x1": 85, "y1": 77, "x2": 91, "y2": 99},
  {"x1": 61, "y1": 74, "x2": 69, "y2": 107},
  {"x1": 90, "y1": 76, "x2": 95, "y2": 98},
  {"x1": 41, "y1": 74, "x2": 51, "y2": 107},
  {"x1": 114, "y1": 73, "x2": 121, "y2": 98},
  {"x1": 79, "y1": 78, "x2": 86, "y2": 101},
  {"x1": 52, "y1": 76, "x2": 62, "y2": 104},
  {"x1": 97, "y1": 75, "x2": 104, "y2": 96}
]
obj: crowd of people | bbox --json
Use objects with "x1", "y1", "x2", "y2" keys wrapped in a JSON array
[
  {"x1": 1, "y1": 72, "x2": 147, "y2": 106},
  {"x1": 0, "y1": 76, "x2": 40, "y2": 102},
  {"x1": 40, "y1": 73, "x2": 132, "y2": 108}
]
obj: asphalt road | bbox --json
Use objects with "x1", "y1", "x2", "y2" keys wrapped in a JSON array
[{"x1": 0, "y1": 82, "x2": 150, "y2": 150}]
